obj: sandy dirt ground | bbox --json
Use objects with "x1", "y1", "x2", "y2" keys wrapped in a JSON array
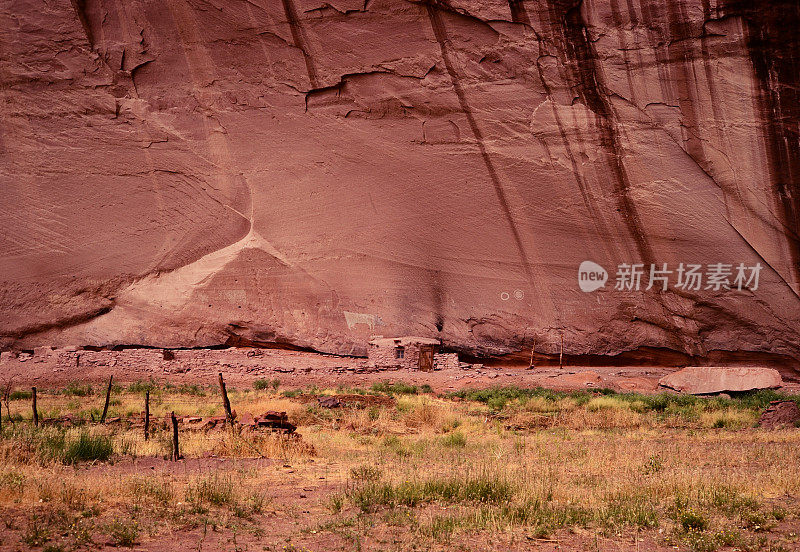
[{"x1": 2, "y1": 347, "x2": 800, "y2": 552}]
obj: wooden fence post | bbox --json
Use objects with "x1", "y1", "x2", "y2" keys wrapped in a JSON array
[
  {"x1": 32, "y1": 387, "x2": 38, "y2": 428},
  {"x1": 170, "y1": 411, "x2": 180, "y2": 461},
  {"x1": 529, "y1": 337, "x2": 536, "y2": 369},
  {"x1": 2, "y1": 382, "x2": 11, "y2": 427},
  {"x1": 100, "y1": 375, "x2": 113, "y2": 423},
  {"x1": 144, "y1": 391, "x2": 150, "y2": 441},
  {"x1": 218, "y1": 372, "x2": 234, "y2": 425}
]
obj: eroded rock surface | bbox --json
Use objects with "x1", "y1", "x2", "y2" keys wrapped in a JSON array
[
  {"x1": 758, "y1": 401, "x2": 800, "y2": 429},
  {"x1": 1, "y1": 0, "x2": 799, "y2": 363}
]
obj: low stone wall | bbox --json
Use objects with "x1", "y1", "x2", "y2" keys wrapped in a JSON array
[
  {"x1": 434, "y1": 353, "x2": 459, "y2": 371},
  {"x1": 0, "y1": 345, "x2": 466, "y2": 382}
]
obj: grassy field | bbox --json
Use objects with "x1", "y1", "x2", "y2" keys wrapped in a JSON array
[{"x1": 0, "y1": 382, "x2": 799, "y2": 551}]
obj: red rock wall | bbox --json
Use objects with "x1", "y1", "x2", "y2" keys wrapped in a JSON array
[{"x1": 1, "y1": 0, "x2": 799, "y2": 362}]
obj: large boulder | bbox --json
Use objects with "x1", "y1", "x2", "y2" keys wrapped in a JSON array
[
  {"x1": 758, "y1": 401, "x2": 800, "y2": 429},
  {"x1": 658, "y1": 367, "x2": 782, "y2": 395}
]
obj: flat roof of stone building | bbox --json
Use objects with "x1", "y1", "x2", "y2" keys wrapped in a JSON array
[{"x1": 368, "y1": 336, "x2": 441, "y2": 347}]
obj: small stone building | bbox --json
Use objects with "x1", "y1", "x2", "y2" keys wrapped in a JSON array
[{"x1": 368, "y1": 336, "x2": 440, "y2": 371}]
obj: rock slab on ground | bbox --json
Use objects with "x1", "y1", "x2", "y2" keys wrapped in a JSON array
[{"x1": 658, "y1": 367, "x2": 782, "y2": 395}]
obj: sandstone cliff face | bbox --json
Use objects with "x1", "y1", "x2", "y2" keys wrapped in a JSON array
[{"x1": 1, "y1": 0, "x2": 798, "y2": 362}]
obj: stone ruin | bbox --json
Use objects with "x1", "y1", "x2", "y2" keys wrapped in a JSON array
[{"x1": 367, "y1": 336, "x2": 459, "y2": 371}]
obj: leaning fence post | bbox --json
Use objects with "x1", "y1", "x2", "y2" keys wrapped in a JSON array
[
  {"x1": 32, "y1": 387, "x2": 38, "y2": 428},
  {"x1": 100, "y1": 375, "x2": 113, "y2": 423},
  {"x1": 218, "y1": 372, "x2": 234, "y2": 425},
  {"x1": 144, "y1": 391, "x2": 150, "y2": 441},
  {"x1": 170, "y1": 411, "x2": 180, "y2": 461}
]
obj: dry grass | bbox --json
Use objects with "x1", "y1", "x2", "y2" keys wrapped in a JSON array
[{"x1": 0, "y1": 383, "x2": 798, "y2": 551}]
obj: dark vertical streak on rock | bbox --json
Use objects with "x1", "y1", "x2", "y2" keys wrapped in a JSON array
[
  {"x1": 427, "y1": 267, "x2": 445, "y2": 334},
  {"x1": 608, "y1": 0, "x2": 638, "y2": 105},
  {"x1": 524, "y1": 5, "x2": 618, "y2": 251},
  {"x1": 281, "y1": 0, "x2": 319, "y2": 89},
  {"x1": 624, "y1": 0, "x2": 638, "y2": 25},
  {"x1": 70, "y1": 0, "x2": 95, "y2": 49},
  {"x1": 698, "y1": 1, "x2": 729, "y2": 152},
  {"x1": 508, "y1": 0, "x2": 531, "y2": 25},
  {"x1": 425, "y1": 4, "x2": 534, "y2": 284},
  {"x1": 663, "y1": 1, "x2": 707, "y2": 168},
  {"x1": 544, "y1": 0, "x2": 654, "y2": 264},
  {"x1": 538, "y1": 1, "x2": 698, "y2": 350},
  {"x1": 638, "y1": 3, "x2": 675, "y2": 122},
  {"x1": 534, "y1": 54, "x2": 614, "y2": 243},
  {"x1": 721, "y1": 0, "x2": 800, "y2": 287}
]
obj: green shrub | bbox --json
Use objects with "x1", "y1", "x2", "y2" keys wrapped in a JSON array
[
  {"x1": 64, "y1": 431, "x2": 113, "y2": 464},
  {"x1": 420, "y1": 514, "x2": 459, "y2": 540},
  {"x1": 129, "y1": 477, "x2": 173, "y2": 506},
  {"x1": 346, "y1": 471, "x2": 514, "y2": 512},
  {"x1": 254, "y1": 379, "x2": 281, "y2": 391},
  {"x1": 367, "y1": 406, "x2": 380, "y2": 420},
  {"x1": 31, "y1": 429, "x2": 112, "y2": 464},
  {"x1": 234, "y1": 492, "x2": 266, "y2": 518},
  {"x1": 176, "y1": 384, "x2": 206, "y2": 396},
  {"x1": 730, "y1": 389, "x2": 797, "y2": 410},
  {"x1": 487, "y1": 396, "x2": 507, "y2": 411},
  {"x1": 642, "y1": 454, "x2": 664, "y2": 474},
  {"x1": 105, "y1": 518, "x2": 139, "y2": 547},
  {"x1": 187, "y1": 475, "x2": 235, "y2": 511},
  {"x1": 127, "y1": 381, "x2": 157, "y2": 393},
  {"x1": 371, "y1": 381, "x2": 419, "y2": 395},
  {"x1": 382, "y1": 435, "x2": 411, "y2": 458},
  {"x1": 64, "y1": 383, "x2": 93, "y2": 397},
  {"x1": 705, "y1": 485, "x2": 759, "y2": 516},
  {"x1": 452, "y1": 387, "x2": 582, "y2": 409},
  {"x1": 450, "y1": 387, "x2": 800, "y2": 423},
  {"x1": 36, "y1": 430, "x2": 68, "y2": 463},
  {"x1": 499, "y1": 499, "x2": 592, "y2": 534},
  {"x1": 441, "y1": 431, "x2": 466, "y2": 448},
  {"x1": 21, "y1": 515, "x2": 51, "y2": 546},
  {"x1": 9, "y1": 390, "x2": 32, "y2": 400},
  {"x1": 328, "y1": 493, "x2": 344, "y2": 513},
  {"x1": 599, "y1": 492, "x2": 659, "y2": 528},
  {"x1": 350, "y1": 465, "x2": 382, "y2": 482},
  {"x1": 679, "y1": 509, "x2": 709, "y2": 532}
]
